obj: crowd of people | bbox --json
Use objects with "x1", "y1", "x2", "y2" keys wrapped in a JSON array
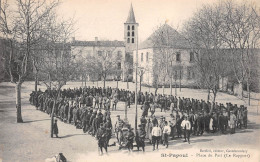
[{"x1": 29, "y1": 85, "x2": 248, "y2": 153}]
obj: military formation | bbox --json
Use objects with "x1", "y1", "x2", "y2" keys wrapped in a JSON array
[{"x1": 29, "y1": 85, "x2": 248, "y2": 154}]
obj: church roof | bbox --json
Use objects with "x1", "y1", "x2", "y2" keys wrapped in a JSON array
[
  {"x1": 139, "y1": 24, "x2": 190, "y2": 49},
  {"x1": 126, "y1": 4, "x2": 136, "y2": 23}
]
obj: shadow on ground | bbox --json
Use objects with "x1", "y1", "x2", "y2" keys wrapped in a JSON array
[
  {"x1": 59, "y1": 134, "x2": 86, "y2": 138},
  {"x1": 23, "y1": 118, "x2": 51, "y2": 123}
]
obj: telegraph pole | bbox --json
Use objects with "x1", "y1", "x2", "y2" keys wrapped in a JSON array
[{"x1": 135, "y1": 24, "x2": 139, "y2": 132}]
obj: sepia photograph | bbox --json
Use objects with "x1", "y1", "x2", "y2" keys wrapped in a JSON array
[{"x1": 0, "y1": 0, "x2": 259, "y2": 161}]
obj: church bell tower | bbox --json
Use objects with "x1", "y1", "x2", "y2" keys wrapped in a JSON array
[{"x1": 124, "y1": 3, "x2": 138, "y2": 53}]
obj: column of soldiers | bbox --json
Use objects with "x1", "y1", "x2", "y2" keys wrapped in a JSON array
[{"x1": 30, "y1": 85, "x2": 248, "y2": 151}]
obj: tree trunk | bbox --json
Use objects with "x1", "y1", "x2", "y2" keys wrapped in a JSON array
[
  {"x1": 103, "y1": 75, "x2": 106, "y2": 89},
  {"x1": 139, "y1": 75, "x2": 142, "y2": 92},
  {"x1": 175, "y1": 79, "x2": 177, "y2": 96},
  {"x1": 179, "y1": 71, "x2": 182, "y2": 92},
  {"x1": 207, "y1": 88, "x2": 210, "y2": 102},
  {"x1": 170, "y1": 76, "x2": 172, "y2": 96},
  {"x1": 127, "y1": 76, "x2": 129, "y2": 89},
  {"x1": 34, "y1": 71, "x2": 38, "y2": 92},
  {"x1": 238, "y1": 82, "x2": 243, "y2": 99},
  {"x1": 117, "y1": 80, "x2": 118, "y2": 89},
  {"x1": 213, "y1": 90, "x2": 217, "y2": 103},
  {"x1": 16, "y1": 82, "x2": 23, "y2": 123},
  {"x1": 247, "y1": 80, "x2": 250, "y2": 106},
  {"x1": 155, "y1": 83, "x2": 158, "y2": 95},
  {"x1": 81, "y1": 74, "x2": 84, "y2": 87},
  {"x1": 84, "y1": 76, "x2": 87, "y2": 87},
  {"x1": 162, "y1": 85, "x2": 165, "y2": 95}
]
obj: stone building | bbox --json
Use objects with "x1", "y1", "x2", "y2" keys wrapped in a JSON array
[
  {"x1": 71, "y1": 4, "x2": 138, "y2": 82},
  {"x1": 133, "y1": 24, "x2": 196, "y2": 87}
]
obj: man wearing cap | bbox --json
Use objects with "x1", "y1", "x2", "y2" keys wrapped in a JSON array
[
  {"x1": 181, "y1": 116, "x2": 191, "y2": 143},
  {"x1": 53, "y1": 118, "x2": 59, "y2": 138},
  {"x1": 242, "y1": 107, "x2": 248, "y2": 128},
  {"x1": 115, "y1": 115, "x2": 124, "y2": 143},
  {"x1": 136, "y1": 124, "x2": 146, "y2": 152},
  {"x1": 96, "y1": 123, "x2": 108, "y2": 155},
  {"x1": 126, "y1": 127, "x2": 135, "y2": 152}
]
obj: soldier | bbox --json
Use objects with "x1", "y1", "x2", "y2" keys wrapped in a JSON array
[
  {"x1": 181, "y1": 116, "x2": 191, "y2": 144},
  {"x1": 229, "y1": 111, "x2": 237, "y2": 134},
  {"x1": 136, "y1": 124, "x2": 146, "y2": 152},
  {"x1": 96, "y1": 123, "x2": 108, "y2": 155},
  {"x1": 53, "y1": 118, "x2": 59, "y2": 138},
  {"x1": 243, "y1": 107, "x2": 248, "y2": 128},
  {"x1": 141, "y1": 101, "x2": 150, "y2": 117},
  {"x1": 126, "y1": 127, "x2": 135, "y2": 152},
  {"x1": 176, "y1": 112, "x2": 182, "y2": 138},
  {"x1": 115, "y1": 115, "x2": 124, "y2": 144},
  {"x1": 152, "y1": 123, "x2": 162, "y2": 151},
  {"x1": 163, "y1": 121, "x2": 171, "y2": 148}
]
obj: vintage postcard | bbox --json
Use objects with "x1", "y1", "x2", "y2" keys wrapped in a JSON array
[{"x1": 0, "y1": 0, "x2": 259, "y2": 161}]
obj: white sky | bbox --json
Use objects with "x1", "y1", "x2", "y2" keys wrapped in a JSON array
[{"x1": 56, "y1": 0, "x2": 258, "y2": 42}]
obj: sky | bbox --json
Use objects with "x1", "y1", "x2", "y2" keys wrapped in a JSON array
[{"x1": 56, "y1": 0, "x2": 258, "y2": 42}]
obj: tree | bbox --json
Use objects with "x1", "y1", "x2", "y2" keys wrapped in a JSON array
[
  {"x1": 220, "y1": 1, "x2": 260, "y2": 104},
  {"x1": 183, "y1": 3, "x2": 228, "y2": 102},
  {"x1": 0, "y1": 0, "x2": 59, "y2": 122},
  {"x1": 123, "y1": 61, "x2": 132, "y2": 89},
  {"x1": 87, "y1": 47, "x2": 121, "y2": 89},
  {"x1": 137, "y1": 66, "x2": 145, "y2": 92}
]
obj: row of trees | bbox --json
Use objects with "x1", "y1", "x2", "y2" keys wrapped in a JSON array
[
  {"x1": 74, "y1": 47, "x2": 127, "y2": 89},
  {"x1": 183, "y1": 1, "x2": 260, "y2": 103},
  {"x1": 144, "y1": 1, "x2": 259, "y2": 104},
  {"x1": 0, "y1": 0, "x2": 76, "y2": 137}
]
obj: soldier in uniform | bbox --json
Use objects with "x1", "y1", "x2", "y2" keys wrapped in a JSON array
[
  {"x1": 53, "y1": 118, "x2": 59, "y2": 138},
  {"x1": 243, "y1": 107, "x2": 248, "y2": 128},
  {"x1": 96, "y1": 123, "x2": 108, "y2": 155},
  {"x1": 115, "y1": 115, "x2": 124, "y2": 144},
  {"x1": 126, "y1": 127, "x2": 135, "y2": 152},
  {"x1": 136, "y1": 124, "x2": 146, "y2": 152}
]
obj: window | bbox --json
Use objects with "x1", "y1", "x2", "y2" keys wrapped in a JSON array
[
  {"x1": 132, "y1": 38, "x2": 134, "y2": 43},
  {"x1": 128, "y1": 25, "x2": 130, "y2": 30},
  {"x1": 176, "y1": 52, "x2": 181, "y2": 62},
  {"x1": 174, "y1": 70, "x2": 178, "y2": 80},
  {"x1": 117, "y1": 51, "x2": 122, "y2": 58},
  {"x1": 98, "y1": 51, "x2": 102, "y2": 56},
  {"x1": 179, "y1": 70, "x2": 183, "y2": 79},
  {"x1": 187, "y1": 67, "x2": 191, "y2": 79},
  {"x1": 127, "y1": 38, "x2": 130, "y2": 43},
  {"x1": 127, "y1": 32, "x2": 130, "y2": 36},
  {"x1": 192, "y1": 71, "x2": 195, "y2": 79},
  {"x1": 128, "y1": 69, "x2": 133, "y2": 74},
  {"x1": 146, "y1": 52, "x2": 149, "y2": 62},
  {"x1": 132, "y1": 25, "x2": 135, "y2": 30},
  {"x1": 118, "y1": 62, "x2": 121, "y2": 70},
  {"x1": 132, "y1": 31, "x2": 134, "y2": 36},
  {"x1": 107, "y1": 51, "x2": 112, "y2": 57},
  {"x1": 141, "y1": 53, "x2": 143, "y2": 62},
  {"x1": 190, "y1": 52, "x2": 194, "y2": 62},
  {"x1": 56, "y1": 50, "x2": 61, "y2": 58}
]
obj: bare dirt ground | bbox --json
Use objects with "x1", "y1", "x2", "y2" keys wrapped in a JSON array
[{"x1": 0, "y1": 81, "x2": 259, "y2": 162}]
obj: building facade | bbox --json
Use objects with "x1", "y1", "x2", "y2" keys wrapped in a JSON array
[
  {"x1": 71, "y1": 4, "x2": 138, "y2": 82},
  {"x1": 133, "y1": 24, "x2": 196, "y2": 87}
]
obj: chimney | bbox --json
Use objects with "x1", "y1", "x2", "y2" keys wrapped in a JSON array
[{"x1": 95, "y1": 37, "x2": 98, "y2": 42}]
